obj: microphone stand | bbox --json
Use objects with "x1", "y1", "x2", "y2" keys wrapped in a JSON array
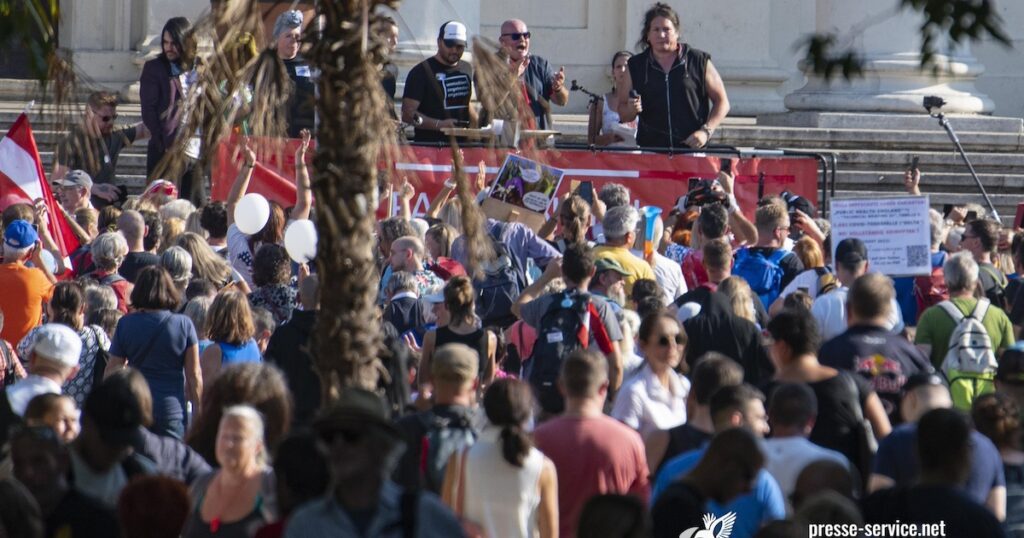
[
  {"x1": 928, "y1": 107, "x2": 1001, "y2": 224},
  {"x1": 570, "y1": 80, "x2": 602, "y2": 104}
]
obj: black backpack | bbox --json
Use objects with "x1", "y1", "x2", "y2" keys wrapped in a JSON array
[
  {"x1": 416, "y1": 409, "x2": 476, "y2": 493},
  {"x1": 526, "y1": 291, "x2": 591, "y2": 414},
  {"x1": 474, "y1": 223, "x2": 527, "y2": 330}
]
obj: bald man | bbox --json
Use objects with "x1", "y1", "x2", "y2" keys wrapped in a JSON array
[
  {"x1": 116, "y1": 209, "x2": 159, "y2": 283},
  {"x1": 498, "y1": 19, "x2": 568, "y2": 129}
]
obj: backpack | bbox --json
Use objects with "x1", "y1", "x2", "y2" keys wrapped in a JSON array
[
  {"x1": 525, "y1": 291, "x2": 591, "y2": 414},
  {"x1": 914, "y1": 255, "x2": 948, "y2": 322},
  {"x1": 979, "y1": 264, "x2": 1009, "y2": 311},
  {"x1": 732, "y1": 248, "x2": 788, "y2": 309},
  {"x1": 416, "y1": 409, "x2": 476, "y2": 493},
  {"x1": 814, "y1": 267, "x2": 838, "y2": 297},
  {"x1": 474, "y1": 223, "x2": 527, "y2": 329},
  {"x1": 938, "y1": 299, "x2": 998, "y2": 410}
]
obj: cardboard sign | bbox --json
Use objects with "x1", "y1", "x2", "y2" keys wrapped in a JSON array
[{"x1": 830, "y1": 195, "x2": 932, "y2": 276}]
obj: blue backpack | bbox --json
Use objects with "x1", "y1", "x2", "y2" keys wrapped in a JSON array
[
  {"x1": 733, "y1": 248, "x2": 788, "y2": 309},
  {"x1": 474, "y1": 223, "x2": 528, "y2": 329}
]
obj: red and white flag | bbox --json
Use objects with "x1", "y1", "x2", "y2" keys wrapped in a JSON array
[{"x1": 0, "y1": 112, "x2": 79, "y2": 256}]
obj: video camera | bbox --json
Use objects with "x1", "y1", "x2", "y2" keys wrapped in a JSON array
[{"x1": 678, "y1": 178, "x2": 728, "y2": 210}]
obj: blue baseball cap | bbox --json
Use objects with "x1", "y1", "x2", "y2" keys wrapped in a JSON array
[{"x1": 4, "y1": 219, "x2": 38, "y2": 249}]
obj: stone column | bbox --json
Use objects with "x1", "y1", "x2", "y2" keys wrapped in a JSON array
[{"x1": 784, "y1": 0, "x2": 994, "y2": 114}]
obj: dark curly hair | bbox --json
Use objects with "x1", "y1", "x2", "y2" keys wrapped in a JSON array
[
  {"x1": 252, "y1": 243, "x2": 291, "y2": 287},
  {"x1": 199, "y1": 202, "x2": 228, "y2": 239}
]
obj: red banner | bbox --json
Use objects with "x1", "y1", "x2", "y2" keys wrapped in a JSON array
[{"x1": 211, "y1": 141, "x2": 821, "y2": 219}]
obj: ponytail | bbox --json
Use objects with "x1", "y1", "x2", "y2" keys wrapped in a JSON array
[
  {"x1": 483, "y1": 379, "x2": 535, "y2": 468},
  {"x1": 499, "y1": 424, "x2": 531, "y2": 468}
]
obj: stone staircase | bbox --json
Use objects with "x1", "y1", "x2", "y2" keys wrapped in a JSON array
[{"x1": 4, "y1": 100, "x2": 1023, "y2": 220}]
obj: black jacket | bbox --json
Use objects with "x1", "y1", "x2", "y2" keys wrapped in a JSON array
[
  {"x1": 264, "y1": 309, "x2": 321, "y2": 428},
  {"x1": 683, "y1": 291, "x2": 775, "y2": 386}
]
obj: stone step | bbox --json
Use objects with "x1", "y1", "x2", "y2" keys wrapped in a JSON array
[
  {"x1": 758, "y1": 112, "x2": 1024, "y2": 134},
  {"x1": 826, "y1": 149, "x2": 1024, "y2": 174},
  {"x1": 835, "y1": 170, "x2": 1024, "y2": 190},
  {"x1": 716, "y1": 126, "x2": 1024, "y2": 153}
]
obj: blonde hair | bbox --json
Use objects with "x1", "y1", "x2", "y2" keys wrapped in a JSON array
[
  {"x1": 160, "y1": 217, "x2": 186, "y2": 254},
  {"x1": 719, "y1": 276, "x2": 756, "y2": 322},
  {"x1": 177, "y1": 232, "x2": 233, "y2": 287},
  {"x1": 793, "y1": 236, "x2": 824, "y2": 269}
]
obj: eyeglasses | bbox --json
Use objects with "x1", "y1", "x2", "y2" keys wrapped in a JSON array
[
  {"x1": 100, "y1": 114, "x2": 117, "y2": 123},
  {"x1": 501, "y1": 32, "x2": 531, "y2": 41},
  {"x1": 657, "y1": 334, "x2": 685, "y2": 347},
  {"x1": 442, "y1": 39, "x2": 465, "y2": 49}
]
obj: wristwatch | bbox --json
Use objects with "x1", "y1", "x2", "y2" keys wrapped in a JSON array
[{"x1": 701, "y1": 124, "x2": 714, "y2": 138}]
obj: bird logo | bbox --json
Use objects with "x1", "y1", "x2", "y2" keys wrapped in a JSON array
[{"x1": 679, "y1": 512, "x2": 736, "y2": 538}]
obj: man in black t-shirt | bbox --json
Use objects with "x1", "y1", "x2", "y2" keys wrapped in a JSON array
[
  {"x1": 53, "y1": 91, "x2": 147, "y2": 207},
  {"x1": 820, "y1": 273, "x2": 933, "y2": 423},
  {"x1": 401, "y1": 21, "x2": 476, "y2": 143}
]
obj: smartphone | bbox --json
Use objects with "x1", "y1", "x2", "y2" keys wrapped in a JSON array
[
  {"x1": 943, "y1": 204, "x2": 955, "y2": 218},
  {"x1": 910, "y1": 155, "x2": 920, "y2": 173},
  {"x1": 966, "y1": 210, "x2": 979, "y2": 222},
  {"x1": 721, "y1": 157, "x2": 733, "y2": 175},
  {"x1": 688, "y1": 177, "x2": 703, "y2": 192},
  {"x1": 578, "y1": 181, "x2": 595, "y2": 205}
]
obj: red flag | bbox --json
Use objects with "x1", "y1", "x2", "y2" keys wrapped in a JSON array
[{"x1": 0, "y1": 113, "x2": 79, "y2": 257}]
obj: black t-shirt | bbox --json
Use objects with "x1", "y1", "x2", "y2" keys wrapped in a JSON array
[
  {"x1": 746, "y1": 246, "x2": 805, "y2": 291},
  {"x1": 56, "y1": 124, "x2": 136, "y2": 208},
  {"x1": 684, "y1": 291, "x2": 775, "y2": 386},
  {"x1": 765, "y1": 372, "x2": 874, "y2": 478},
  {"x1": 661, "y1": 423, "x2": 713, "y2": 473},
  {"x1": 283, "y1": 55, "x2": 316, "y2": 138},
  {"x1": 862, "y1": 484, "x2": 1006, "y2": 538},
  {"x1": 46, "y1": 489, "x2": 120, "y2": 538},
  {"x1": 382, "y1": 62, "x2": 399, "y2": 119},
  {"x1": 402, "y1": 57, "x2": 474, "y2": 143},
  {"x1": 652, "y1": 481, "x2": 709, "y2": 538},
  {"x1": 819, "y1": 324, "x2": 933, "y2": 424},
  {"x1": 119, "y1": 251, "x2": 160, "y2": 283}
]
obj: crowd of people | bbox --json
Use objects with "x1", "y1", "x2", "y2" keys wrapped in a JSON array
[{"x1": 2, "y1": 1, "x2": 1023, "y2": 538}]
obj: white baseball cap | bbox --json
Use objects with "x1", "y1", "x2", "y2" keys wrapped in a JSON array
[
  {"x1": 439, "y1": 21, "x2": 468, "y2": 46},
  {"x1": 31, "y1": 324, "x2": 82, "y2": 368}
]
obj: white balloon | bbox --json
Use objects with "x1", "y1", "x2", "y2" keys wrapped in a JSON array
[
  {"x1": 234, "y1": 193, "x2": 270, "y2": 235},
  {"x1": 284, "y1": 219, "x2": 318, "y2": 263}
]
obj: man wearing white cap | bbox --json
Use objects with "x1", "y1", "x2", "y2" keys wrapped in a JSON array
[
  {"x1": 401, "y1": 20, "x2": 476, "y2": 143},
  {"x1": 6, "y1": 323, "x2": 82, "y2": 416}
]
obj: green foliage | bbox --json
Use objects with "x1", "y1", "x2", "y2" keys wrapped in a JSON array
[
  {"x1": 799, "y1": 0, "x2": 1011, "y2": 81},
  {"x1": 0, "y1": 0, "x2": 60, "y2": 82}
]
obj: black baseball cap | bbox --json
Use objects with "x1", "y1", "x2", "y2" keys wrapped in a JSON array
[{"x1": 835, "y1": 238, "x2": 868, "y2": 266}]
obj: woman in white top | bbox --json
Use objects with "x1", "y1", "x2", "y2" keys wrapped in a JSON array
[
  {"x1": 444, "y1": 379, "x2": 558, "y2": 538},
  {"x1": 589, "y1": 51, "x2": 638, "y2": 147},
  {"x1": 612, "y1": 312, "x2": 691, "y2": 438}
]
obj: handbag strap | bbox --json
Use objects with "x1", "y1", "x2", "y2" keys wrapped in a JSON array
[
  {"x1": 455, "y1": 449, "x2": 468, "y2": 516},
  {"x1": 131, "y1": 312, "x2": 174, "y2": 370}
]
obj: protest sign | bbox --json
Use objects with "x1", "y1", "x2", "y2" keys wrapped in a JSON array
[
  {"x1": 481, "y1": 154, "x2": 566, "y2": 232},
  {"x1": 830, "y1": 195, "x2": 932, "y2": 276}
]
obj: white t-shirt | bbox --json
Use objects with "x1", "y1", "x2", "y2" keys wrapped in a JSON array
[
  {"x1": 811, "y1": 286, "x2": 904, "y2": 341},
  {"x1": 779, "y1": 268, "x2": 831, "y2": 301},
  {"x1": 763, "y1": 437, "x2": 849, "y2": 499},
  {"x1": 611, "y1": 363, "x2": 691, "y2": 439},
  {"x1": 631, "y1": 248, "x2": 688, "y2": 304},
  {"x1": 226, "y1": 223, "x2": 254, "y2": 287}
]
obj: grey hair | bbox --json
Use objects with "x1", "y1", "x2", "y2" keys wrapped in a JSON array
[
  {"x1": 159, "y1": 199, "x2": 196, "y2": 223},
  {"x1": 410, "y1": 218, "x2": 429, "y2": 240},
  {"x1": 598, "y1": 183, "x2": 631, "y2": 209},
  {"x1": 943, "y1": 251, "x2": 979, "y2": 294},
  {"x1": 928, "y1": 209, "x2": 946, "y2": 249},
  {"x1": 603, "y1": 205, "x2": 640, "y2": 240},
  {"x1": 251, "y1": 306, "x2": 276, "y2": 335},
  {"x1": 91, "y1": 232, "x2": 129, "y2": 271},
  {"x1": 160, "y1": 246, "x2": 193, "y2": 284},
  {"x1": 388, "y1": 271, "x2": 418, "y2": 295},
  {"x1": 220, "y1": 405, "x2": 267, "y2": 464},
  {"x1": 182, "y1": 295, "x2": 213, "y2": 339},
  {"x1": 84, "y1": 283, "x2": 118, "y2": 317}
]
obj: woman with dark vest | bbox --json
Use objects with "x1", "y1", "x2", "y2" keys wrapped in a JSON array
[{"x1": 616, "y1": 3, "x2": 730, "y2": 150}]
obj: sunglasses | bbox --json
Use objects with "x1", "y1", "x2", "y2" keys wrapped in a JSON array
[
  {"x1": 657, "y1": 334, "x2": 685, "y2": 347},
  {"x1": 442, "y1": 39, "x2": 465, "y2": 49},
  {"x1": 502, "y1": 32, "x2": 531, "y2": 41},
  {"x1": 100, "y1": 114, "x2": 118, "y2": 123}
]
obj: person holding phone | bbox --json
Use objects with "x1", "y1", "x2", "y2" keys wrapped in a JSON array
[
  {"x1": 0, "y1": 220, "x2": 56, "y2": 346},
  {"x1": 616, "y1": 3, "x2": 730, "y2": 150}
]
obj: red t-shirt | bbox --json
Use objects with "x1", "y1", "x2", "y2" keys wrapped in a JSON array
[
  {"x1": 534, "y1": 414, "x2": 651, "y2": 538},
  {"x1": 680, "y1": 249, "x2": 708, "y2": 290}
]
